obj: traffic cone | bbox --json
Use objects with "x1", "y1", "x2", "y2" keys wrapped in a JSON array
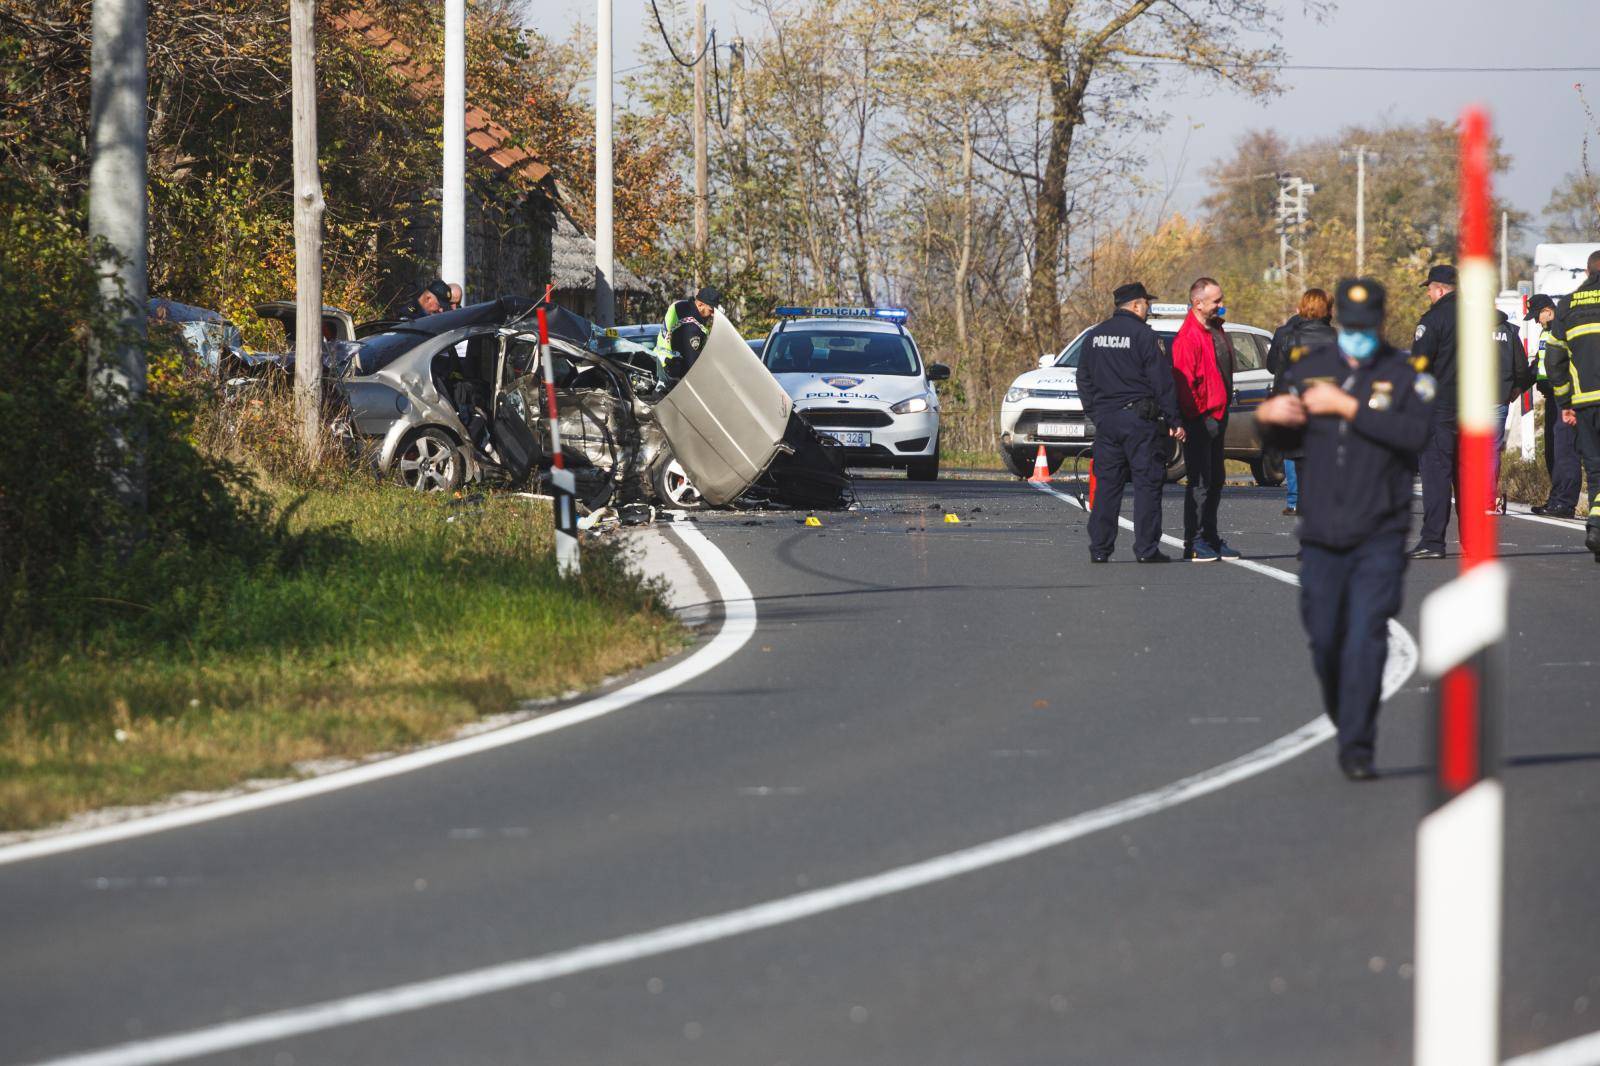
[
  {"x1": 1087, "y1": 458, "x2": 1097, "y2": 510},
  {"x1": 1028, "y1": 445, "x2": 1051, "y2": 483}
]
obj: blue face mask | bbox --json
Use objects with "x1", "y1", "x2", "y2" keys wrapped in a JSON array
[{"x1": 1337, "y1": 329, "x2": 1380, "y2": 361}]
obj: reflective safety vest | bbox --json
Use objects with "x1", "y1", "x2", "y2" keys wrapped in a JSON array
[
  {"x1": 1549, "y1": 278, "x2": 1600, "y2": 409},
  {"x1": 1537, "y1": 328, "x2": 1552, "y2": 381}
]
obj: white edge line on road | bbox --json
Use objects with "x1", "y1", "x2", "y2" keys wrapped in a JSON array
[
  {"x1": 0, "y1": 523, "x2": 756, "y2": 870},
  {"x1": 1028, "y1": 481, "x2": 1419, "y2": 698},
  {"x1": 22, "y1": 484, "x2": 1429, "y2": 1066},
  {"x1": 1503, "y1": 1030, "x2": 1600, "y2": 1065}
]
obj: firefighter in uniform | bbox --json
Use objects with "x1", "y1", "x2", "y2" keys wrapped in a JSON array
[
  {"x1": 1255, "y1": 279, "x2": 1435, "y2": 780},
  {"x1": 1527, "y1": 293, "x2": 1582, "y2": 516},
  {"x1": 1408, "y1": 264, "x2": 1460, "y2": 559},
  {"x1": 653, "y1": 285, "x2": 721, "y2": 385},
  {"x1": 1545, "y1": 249, "x2": 1600, "y2": 560},
  {"x1": 1076, "y1": 282, "x2": 1186, "y2": 563}
]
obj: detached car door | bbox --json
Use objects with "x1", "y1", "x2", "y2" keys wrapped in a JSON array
[{"x1": 651, "y1": 313, "x2": 793, "y2": 506}]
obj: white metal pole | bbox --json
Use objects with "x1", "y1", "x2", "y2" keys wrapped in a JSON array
[
  {"x1": 289, "y1": 0, "x2": 325, "y2": 462},
  {"x1": 1499, "y1": 211, "x2": 1509, "y2": 294},
  {"x1": 594, "y1": 0, "x2": 615, "y2": 327},
  {"x1": 89, "y1": 0, "x2": 148, "y2": 512},
  {"x1": 443, "y1": 0, "x2": 466, "y2": 299}
]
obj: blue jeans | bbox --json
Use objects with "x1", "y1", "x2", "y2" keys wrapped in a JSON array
[
  {"x1": 1284, "y1": 457, "x2": 1300, "y2": 509},
  {"x1": 1492, "y1": 403, "x2": 1508, "y2": 497}
]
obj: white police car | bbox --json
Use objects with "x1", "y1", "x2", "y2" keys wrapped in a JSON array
[
  {"x1": 762, "y1": 307, "x2": 949, "y2": 480},
  {"x1": 998, "y1": 304, "x2": 1283, "y2": 484}
]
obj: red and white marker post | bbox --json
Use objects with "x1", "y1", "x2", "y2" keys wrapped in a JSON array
[
  {"x1": 537, "y1": 307, "x2": 581, "y2": 576},
  {"x1": 1413, "y1": 107, "x2": 1507, "y2": 1066}
]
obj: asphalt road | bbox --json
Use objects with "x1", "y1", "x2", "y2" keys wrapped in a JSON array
[{"x1": 2, "y1": 474, "x2": 1596, "y2": 1065}]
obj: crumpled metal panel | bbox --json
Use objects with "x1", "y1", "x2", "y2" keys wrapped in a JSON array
[{"x1": 652, "y1": 312, "x2": 792, "y2": 506}]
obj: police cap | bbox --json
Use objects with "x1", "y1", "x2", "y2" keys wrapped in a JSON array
[
  {"x1": 425, "y1": 279, "x2": 452, "y2": 304},
  {"x1": 1112, "y1": 281, "x2": 1155, "y2": 306},
  {"x1": 695, "y1": 285, "x2": 723, "y2": 309},
  {"x1": 1421, "y1": 264, "x2": 1458, "y2": 287},
  {"x1": 1335, "y1": 277, "x2": 1386, "y2": 329},
  {"x1": 1525, "y1": 293, "x2": 1557, "y2": 320}
]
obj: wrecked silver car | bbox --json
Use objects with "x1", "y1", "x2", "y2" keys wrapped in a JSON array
[{"x1": 333, "y1": 297, "x2": 849, "y2": 509}]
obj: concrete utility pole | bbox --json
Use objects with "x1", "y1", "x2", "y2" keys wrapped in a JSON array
[
  {"x1": 443, "y1": 0, "x2": 466, "y2": 300},
  {"x1": 692, "y1": 0, "x2": 709, "y2": 285},
  {"x1": 594, "y1": 0, "x2": 615, "y2": 326},
  {"x1": 1340, "y1": 146, "x2": 1379, "y2": 276},
  {"x1": 89, "y1": 0, "x2": 149, "y2": 514},
  {"x1": 1500, "y1": 210, "x2": 1510, "y2": 292},
  {"x1": 289, "y1": 0, "x2": 325, "y2": 460}
]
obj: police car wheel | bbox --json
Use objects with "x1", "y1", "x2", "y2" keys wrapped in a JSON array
[
  {"x1": 1250, "y1": 452, "x2": 1285, "y2": 487},
  {"x1": 906, "y1": 442, "x2": 940, "y2": 482},
  {"x1": 1001, "y1": 447, "x2": 1064, "y2": 479}
]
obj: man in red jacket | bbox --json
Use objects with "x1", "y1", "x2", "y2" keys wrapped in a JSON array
[{"x1": 1170, "y1": 276, "x2": 1240, "y2": 562}]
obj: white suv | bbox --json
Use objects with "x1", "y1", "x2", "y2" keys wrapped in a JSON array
[{"x1": 997, "y1": 304, "x2": 1283, "y2": 484}]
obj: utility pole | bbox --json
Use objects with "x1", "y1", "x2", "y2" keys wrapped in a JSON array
[
  {"x1": 594, "y1": 0, "x2": 615, "y2": 326},
  {"x1": 289, "y1": 0, "x2": 324, "y2": 460},
  {"x1": 1500, "y1": 210, "x2": 1509, "y2": 292},
  {"x1": 692, "y1": 0, "x2": 709, "y2": 285},
  {"x1": 89, "y1": 0, "x2": 148, "y2": 514},
  {"x1": 443, "y1": 0, "x2": 465, "y2": 299},
  {"x1": 1341, "y1": 145, "x2": 1379, "y2": 276},
  {"x1": 1274, "y1": 173, "x2": 1315, "y2": 296}
]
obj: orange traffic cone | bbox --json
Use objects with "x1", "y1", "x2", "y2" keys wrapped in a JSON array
[{"x1": 1028, "y1": 445, "x2": 1051, "y2": 483}]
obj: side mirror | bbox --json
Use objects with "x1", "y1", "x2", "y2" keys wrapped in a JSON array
[
  {"x1": 926, "y1": 363, "x2": 951, "y2": 382},
  {"x1": 1037, "y1": 352, "x2": 1056, "y2": 368}
]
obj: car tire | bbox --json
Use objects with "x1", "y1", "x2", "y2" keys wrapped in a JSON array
[
  {"x1": 393, "y1": 427, "x2": 464, "y2": 493},
  {"x1": 650, "y1": 449, "x2": 705, "y2": 509},
  {"x1": 1250, "y1": 451, "x2": 1285, "y2": 487},
  {"x1": 907, "y1": 440, "x2": 940, "y2": 481}
]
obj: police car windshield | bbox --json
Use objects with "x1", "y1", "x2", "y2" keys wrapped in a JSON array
[{"x1": 764, "y1": 326, "x2": 920, "y2": 376}]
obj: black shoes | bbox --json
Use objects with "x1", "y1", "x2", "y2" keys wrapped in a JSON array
[
  {"x1": 1090, "y1": 553, "x2": 1110, "y2": 564},
  {"x1": 1282, "y1": 506, "x2": 1298, "y2": 516},
  {"x1": 1587, "y1": 524, "x2": 1600, "y2": 557},
  {"x1": 1406, "y1": 545, "x2": 1446, "y2": 560},
  {"x1": 1136, "y1": 551, "x2": 1172, "y2": 563},
  {"x1": 1531, "y1": 504, "x2": 1578, "y2": 517},
  {"x1": 1338, "y1": 754, "x2": 1378, "y2": 781}
]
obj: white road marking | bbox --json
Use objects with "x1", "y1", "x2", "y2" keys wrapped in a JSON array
[
  {"x1": 0, "y1": 524, "x2": 756, "y2": 869},
  {"x1": 1503, "y1": 1030, "x2": 1600, "y2": 1065},
  {"x1": 1029, "y1": 480, "x2": 1420, "y2": 697},
  {"x1": 23, "y1": 484, "x2": 1428, "y2": 1066}
]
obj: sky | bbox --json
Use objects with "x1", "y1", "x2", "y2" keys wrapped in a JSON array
[{"x1": 544, "y1": 0, "x2": 1598, "y2": 250}]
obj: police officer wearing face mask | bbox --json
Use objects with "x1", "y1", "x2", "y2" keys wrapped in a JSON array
[{"x1": 1255, "y1": 278, "x2": 1435, "y2": 781}]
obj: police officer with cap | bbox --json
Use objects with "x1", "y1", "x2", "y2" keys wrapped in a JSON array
[
  {"x1": 654, "y1": 285, "x2": 722, "y2": 385},
  {"x1": 1408, "y1": 263, "x2": 1460, "y2": 558},
  {"x1": 1256, "y1": 278, "x2": 1434, "y2": 780},
  {"x1": 1077, "y1": 282, "x2": 1186, "y2": 563},
  {"x1": 1545, "y1": 247, "x2": 1600, "y2": 559},
  {"x1": 1527, "y1": 293, "x2": 1582, "y2": 516}
]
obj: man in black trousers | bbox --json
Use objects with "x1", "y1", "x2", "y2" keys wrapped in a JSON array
[
  {"x1": 1256, "y1": 279, "x2": 1435, "y2": 779},
  {"x1": 1076, "y1": 282, "x2": 1186, "y2": 563},
  {"x1": 1408, "y1": 264, "x2": 1460, "y2": 559}
]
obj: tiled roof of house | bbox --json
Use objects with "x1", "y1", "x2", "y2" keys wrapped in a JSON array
[
  {"x1": 551, "y1": 211, "x2": 648, "y2": 294},
  {"x1": 332, "y1": 8, "x2": 550, "y2": 183}
]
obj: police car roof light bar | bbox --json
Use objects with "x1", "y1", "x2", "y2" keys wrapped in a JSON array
[{"x1": 773, "y1": 306, "x2": 910, "y2": 323}]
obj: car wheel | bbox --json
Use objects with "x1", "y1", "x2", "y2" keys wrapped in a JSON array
[
  {"x1": 1250, "y1": 451, "x2": 1285, "y2": 487},
  {"x1": 907, "y1": 440, "x2": 940, "y2": 481},
  {"x1": 394, "y1": 427, "x2": 463, "y2": 493},
  {"x1": 650, "y1": 450, "x2": 705, "y2": 509},
  {"x1": 1000, "y1": 446, "x2": 1034, "y2": 479}
]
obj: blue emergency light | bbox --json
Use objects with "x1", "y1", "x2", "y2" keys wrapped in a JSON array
[{"x1": 773, "y1": 306, "x2": 910, "y2": 324}]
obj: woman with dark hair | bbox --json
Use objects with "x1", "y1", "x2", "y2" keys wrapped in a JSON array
[{"x1": 1266, "y1": 288, "x2": 1336, "y2": 514}]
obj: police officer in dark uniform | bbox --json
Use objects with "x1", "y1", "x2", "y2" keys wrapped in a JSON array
[
  {"x1": 1408, "y1": 263, "x2": 1460, "y2": 559},
  {"x1": 401, "y1": 279, "x2": 453, "y2": 320},
  {"x1": 1076, "y1": 282, "x2": 1186, "y2": 563},
  {"x1": 654, "y1": 285, "x2": 721, "y2": 385},
  {"x1": 1255, "y1": 278, "x2": 1435, "y2": 780}
]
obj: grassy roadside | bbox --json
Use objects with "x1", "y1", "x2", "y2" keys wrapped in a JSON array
[{"x1": 0, "y1": 483, "x2": 686, "y2": 832}]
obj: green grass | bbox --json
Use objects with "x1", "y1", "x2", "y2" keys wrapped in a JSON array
[
  {"x1": 0, "y1": 483, "x2": 686, "y2": 831},
  {"x1": 942, "y1": 446, "x2": 1005, "y2": 470}
]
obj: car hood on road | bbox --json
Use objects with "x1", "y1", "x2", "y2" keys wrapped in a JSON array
[
  {"x1": 652, "y1": 313, "x2": 795, "y2": 507},
  {"x1": 775, "y1": 371, "x2": 922, "y2": 407}
]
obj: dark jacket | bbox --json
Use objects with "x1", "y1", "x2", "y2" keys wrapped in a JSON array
[
  {"x1": 1077, "y1": 308, "x2": 1181, "y2": 428},
  {"x1": 1493, "y1": 310, "x2": 1536, "y2": 405},
  {"x1": 1412, "y1": 292, "x2": 1459, "y2": 414},
  {"x1": 1257, "y1": 341, "x2": 1435, "y2": 549},
  {"x1": 1268, "y1": 316, "x2": 1336, "y2": 395},
  {"x1": 1548, "y1": 273, "x2": 1600, "y2": 410}
]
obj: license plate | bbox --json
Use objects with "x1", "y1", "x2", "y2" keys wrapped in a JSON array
[
  {"x1": 819, "y1": 430, "x2": 870, "y2": 447},
  {"x1": 1038, "y1": 421, "x2": 1085, "y2": 438}
]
